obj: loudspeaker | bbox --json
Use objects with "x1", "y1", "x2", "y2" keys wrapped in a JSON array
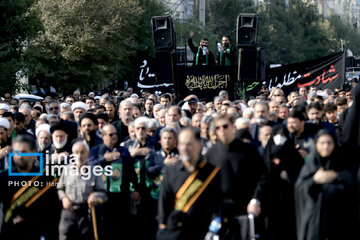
[
  {"x1": 238, "y1": 47, "x2": 265, "y2": 82},
  {"x1": 152, "y1": 16, "x2": 175, "y2": 50},
  {"x1": 236, "y1": 13, "x2": 259, "y2": 47}
]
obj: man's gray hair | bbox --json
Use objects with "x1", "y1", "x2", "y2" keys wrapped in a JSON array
[
  {"x1": 219, "y1": 90, "x2": 229, "y2": 96},
  {"x1": 61, "y1": 111, "x2": 75, "y2": 121},
  {"x1": 148, "y1": 118, "x2": 159, "y2": 129},
  {"x1": 160, "y1": 127, "x2": 178, "y2": 138},
  {"x1": 119, "y1": 100, "x2": 133, "y2": 109},
  {"x1": 19, "y1": 104, "x2": 31, "y2": 112},
  {"x1": 153, "y1": 103, "x2": 164, "y2": 110},
  {"x1": 46, "y1": 113, "x2": 59, "y2": 122},
  {"x1": 201, "y1": 115, "x2": 213, "y2": 124},
  {"x1": 214, "y1": 96, "x2": 224, "y2": 102},
  {"x1": 134, "y1": 116, "x2": 149, "y2": 128},
  {"x1": 60, "y1": 102, "x2": 71, "y2": 109}
]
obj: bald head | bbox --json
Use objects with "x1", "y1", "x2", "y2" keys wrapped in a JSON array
[{"x1": 101, "y1": 124, "x2": 118, "y2": 147}]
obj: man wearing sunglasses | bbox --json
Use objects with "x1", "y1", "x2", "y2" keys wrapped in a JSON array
[
  {"x1": 88, "y1": 123, "x2": 139, "y2": 239},
  {"x1": 46, "y1": 100, "x2": 60, "y2": 115}
]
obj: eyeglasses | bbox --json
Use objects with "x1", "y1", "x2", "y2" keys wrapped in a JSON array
[
  {"x1": 273, "y1": 94, "x2": 282, "y2": 97},
  {"x1": 49, "y1": 107, "x2": 59, "y2": 111},
  {"x1": 108, "y1": 133, "x2": 117, "y2": 137},
  {"x1": 216, "y1": 124, "x2": 229, "y2": 130},
  {"x1": 136, "y1": 127, "x2": 146, "y2": 130}
]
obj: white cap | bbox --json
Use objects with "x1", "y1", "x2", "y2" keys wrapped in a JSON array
[
  {"x1": 94, "y1": 96, "x2": 100, "y2": 100},
  {"x1": 0, "y1": 103, "x2": 10, "y2": 111},
  {"x1": 71, "y1": 101, "x2": 87, "y2": 112},
  {"x1": 130, "y1": 94, "x2": 139, "y2": 98},
  {"x1": 36, "y1": 123, "x2": 51, "y2": 137},
  {"x1": 88, "y1": 92, "x2": 95, "y2": 96},
  {"x1": 0, "y1": 118, "x2": 10, "y2": 129},
  {"x1": 317, "y1": 91, "x2": 328, "y2": 99}
]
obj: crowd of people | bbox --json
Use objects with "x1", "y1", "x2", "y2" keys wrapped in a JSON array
[{"x1": 0, "y1": 82, "x2": 359, "y2": 240}]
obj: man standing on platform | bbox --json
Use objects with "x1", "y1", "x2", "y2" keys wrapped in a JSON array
[
  {"x1": 188, "y1": 31, "x2": 215, "y2": 66},
  {"x1": 218, "y1": 35, "x2": 236, "y2": 67}
]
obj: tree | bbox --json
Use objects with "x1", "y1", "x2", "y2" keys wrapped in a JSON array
[
  {"x1": 27, "y1": 0, "x2": 143, "y2": 93},
  {"x1": 0, "y1": 0, "x2": 40, "y2": 95}
]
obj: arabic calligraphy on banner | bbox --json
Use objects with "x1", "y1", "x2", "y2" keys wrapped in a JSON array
[
  {"x1": 134, "y1": 53, "x2": 174, "y2": 95},
  {"x1": 179, "y1": 66, "x2": 234, "y2": 100},
  {"x1": 245, "y1": 52, "x2": 345, "y2": 96},
  {"x1": 185, "y1": 74, "x2": 229, "y2": 91}
]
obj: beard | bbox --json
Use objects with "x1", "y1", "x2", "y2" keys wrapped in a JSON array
[
  {"x1": 256, "y1": 117, "x2": 268, "y2": 126},
  {"x1": 38, "y1": 142, "x2": 51, "y2": 151},
  {"x1": 310, "y1": 119, "x2": 320, "y2": 125},
  {"x1": 181, "y1": 156, "x2": 191, "y2": 162},
  {"x1": 53, "y1": 138, "x2": 67, "y2": 150},
  {"x1": 81, "y1": 130, "x2": 96, "y2": 142}
]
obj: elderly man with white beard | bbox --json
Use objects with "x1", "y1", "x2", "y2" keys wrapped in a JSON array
[
  {"x1": 71, "y1": 101, "x2": 87, "y2": 123},
  {"x1": 49, "y1": 121, "x2": 71, "y2": 167},
  {"x1": 36, "y1": 123, "x2": 52, "y2": 155},
  {"x1": 250, "y1": 101, "x2": 277, "y2": 147}
]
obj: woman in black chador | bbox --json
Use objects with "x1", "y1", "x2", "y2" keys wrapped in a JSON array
[
  {"x1": 262, "y1": 125, "x2": 303, "y2": 240},
  {"x1": 295, "y1": 130, "x2": 359, "y2": 240}
]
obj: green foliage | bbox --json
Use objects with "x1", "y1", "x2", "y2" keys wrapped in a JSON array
[
  {"x1": 0, "y1": 0, "x2": 40, "y2": 95},
  {"x1": 328, "y1": 15, "x2": 360, "y2": 55},
  {"x1": 27, "y1": 0, "x2": 143, "y2": 93},
  {"x1": 257, "y1": 0, "x2": 338, "y2": 65},
  {"x1": 175, "y1": 0, "x2": 360, "y2": 67}
]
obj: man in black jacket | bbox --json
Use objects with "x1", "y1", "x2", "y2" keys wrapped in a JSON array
[
  {"x1": 158, "y1": 127, "x2": 220, "y2": 240},
  {"x1": 217, "y1": 35, "x2": 236, "y2": 67},
  {"x1": 88, "y1": 124, "x2": 139, "y2": 240},
  {"x1": 206, "y1": 114, "x2": 268, "y2": 238},
  {"x1": 188, "y1": 31, "x2": 215, "y2": 66}
]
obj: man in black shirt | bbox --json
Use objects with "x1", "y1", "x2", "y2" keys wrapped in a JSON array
[
  {"x1": 112, "y1": 100, "x2": 133, "y2": 145},
  {"x1": 158, "y1": 127, "x2": 220, "y2": 240},
  {"x1": 188, "y1": 31, "x2": 215, "y2": 66}
]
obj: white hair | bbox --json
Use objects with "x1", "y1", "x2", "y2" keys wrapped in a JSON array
[
  {"x1": 247, "y1": 99, "x2": 257, "y2": 108},
  {"x1": 153, "y1": 104, "x2": 164, "y2": 111},
  {"x1": 148, "y1": 118, "x2": 159, "y2": 129},
  {"x1": 243, "y1": 107, "x2": 254, "y2": 119},
  {"x1": 120, "y1": 100, "x2": 133, "y2": 109},
  {"x1": 235, "y1": 117, "x2": 251, "y2": 130},
  {"x1": 60, "y1": 102, "x2": 71, "y2": 109},
  {"x1": 134, "y1": 116, "x2": 149, "y2": 128}
]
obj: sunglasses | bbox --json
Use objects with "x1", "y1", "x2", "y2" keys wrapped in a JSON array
[
  {"x1": 49, "y1": 107, "x2": 59, "y2": 111},
  {"x1": 216, "y1": 124, "x2": 229, "y2": 130},
  {"x1": 136, "y1": 127, "x2": 146, "y2": 130},
  {"x1": 108, "y1": 133, "x2": 117, "y2": 137}
]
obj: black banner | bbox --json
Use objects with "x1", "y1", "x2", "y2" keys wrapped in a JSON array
[
  {"x1": 179, "y1": 66, "x2": 235, "y2": 101},
  {"x1": 134, "y1": 53, "x2": 175, "y2": 95},
  {"x1": 246, "y1": 52, "x2": 345, "y2": 96}
]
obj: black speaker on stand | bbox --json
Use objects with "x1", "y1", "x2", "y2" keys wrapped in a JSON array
[
  {"x1": 236, "y1": 13, "x2": 265, "y2": 97},
  {"x1": 236, "y1": 13, "x2": 259, "y2": 48},
  {"x1": 152, "y1": 16, "x2": 175, "y2": 51},
  {"x1": 151, "y1": 16, "x2": 177, "y2": 94}
]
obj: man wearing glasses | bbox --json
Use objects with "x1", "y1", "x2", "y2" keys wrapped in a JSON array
[
  {"x1": 88, "y1": 124, "x2": 139, "y2": 239},
  {"x1": 122, "y1": 116, "x2": 160, "y2": 240},
  {"x1": 46, "y1": 100, "x2": 60, "y2": 115}
]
